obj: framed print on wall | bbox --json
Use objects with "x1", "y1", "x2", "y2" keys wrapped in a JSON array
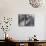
[{"x1": 18, "y1": 14, "x2": 34, "y2": 26}]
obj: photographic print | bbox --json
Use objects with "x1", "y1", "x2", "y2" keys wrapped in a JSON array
[{"x1": 18, "y1": 14, "x2": 34, "y2": 26}]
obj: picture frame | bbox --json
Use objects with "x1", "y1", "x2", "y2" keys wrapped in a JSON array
[{"x1": 18, "y1": 14, "x2": 34, "y2": 26}]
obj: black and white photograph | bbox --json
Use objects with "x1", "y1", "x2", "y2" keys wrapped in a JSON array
[{"x1": 18, "y1": 14, "x2": 34, "y2": 26}]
